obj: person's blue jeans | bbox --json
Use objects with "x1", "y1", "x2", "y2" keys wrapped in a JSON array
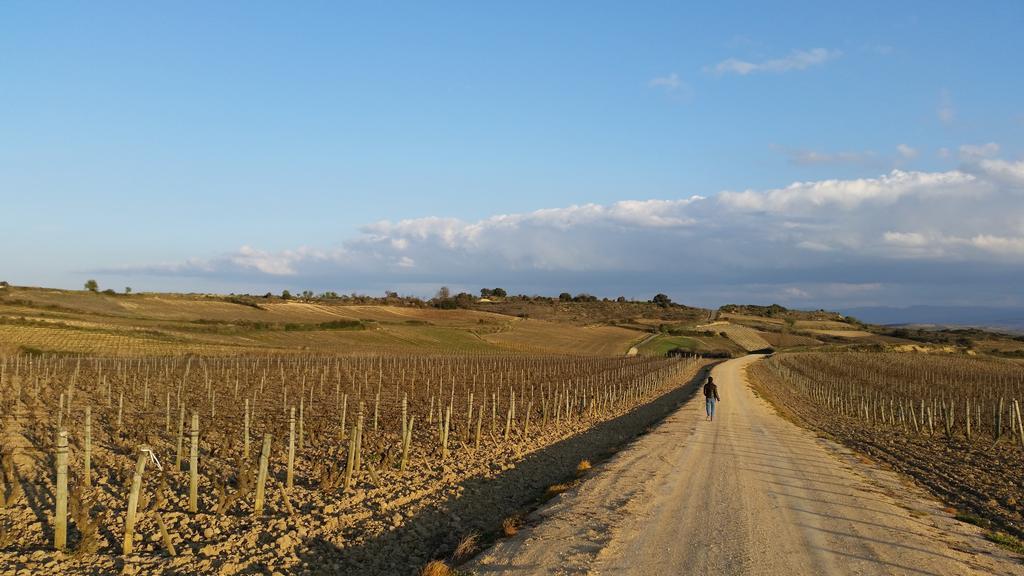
[{"x1": 706, "y1": 397, "x2": 716, "y2": 418}]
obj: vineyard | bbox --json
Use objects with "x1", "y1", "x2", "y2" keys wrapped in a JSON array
[
  {"x1": 0, "y1": 353, "x2": 709, "y2": 574},
  {"x1": 750, "y1": 351, "x2": 1024, "y2": 539}
]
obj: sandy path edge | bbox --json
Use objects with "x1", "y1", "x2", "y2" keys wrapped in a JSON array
[{"x1": 465, "y1": 355, "x2": 1024, "y2": 575}]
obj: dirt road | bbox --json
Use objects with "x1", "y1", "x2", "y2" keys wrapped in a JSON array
[{"x1": 468, "y1": 355, "x2": 1023, "y2": 575}]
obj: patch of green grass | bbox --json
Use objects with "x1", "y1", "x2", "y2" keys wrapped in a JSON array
[
  {"x1": 638, "y1": 334, "x2": 699, "y2": 356},
  {"x1": 985, "y1": 531, "x2": 1024, "y2": 556},
  {"x1": 283, "y1": 320, "x2": 365, "y2": 331},
  {"x1": 955, "y1": 512, "x2": 992, "y2": 529}
]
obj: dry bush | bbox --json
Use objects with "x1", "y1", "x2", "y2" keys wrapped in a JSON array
[
  {"x1": 501, "y1": 515, "x2": 523, "y2": 537},
  {"x1": 576, "y1": 459, "x2": 592, "y2": 476},
  {"x1": 420, "y1": 559, "x2": 454, "y2": 576},
  {"x1": 452, "y1": 532, "x2": 479, "y2": 562},
  {"x1": 544, "y1": 483, "x2": 571, "y2": 501}
]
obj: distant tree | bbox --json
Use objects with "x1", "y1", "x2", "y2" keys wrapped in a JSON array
[
  {"x1": 281, "y1": 290, "x2": 292, "y2": 300},
  {"x1": 320, "y1": 291, "x2": 339, "y2": 299},
  {"x1": 301, "y1": 290, "x2": 314, "y2": 299},
  {"x1": 843, "y1": 315, "x2": 863, "y2": 327},
  {"x1": 84, "y1": 279, "x2": 99, "y2": 292},
  {"x1": 102, "y1": 289, "x2": 116, "y2": 296},
  {"x1": 263, "y1": 292, "x2": 273, "y2": 298},
  {"x1": 0, "y1": 281, "x2": 8, "y2": 287},
  {"x1": 616, "y1": 296, "x2": 627, "y2": 303},
  {"x1": 435, "y1": 299, "x2": 458, "y2": 309},
  {"x1": 480, "y1": 288, "x2": 493, "y2": 298},
  {"x1": 125, "y1": 287, "x2": 132, "y2": 294},
  {"x1": 492, "y1": 287, "x2": 507, "y2": 298},
  {"x1": 559, "y1": 292, "x2": 572, "y2": 302},
  {"x1": 652, "y1": 293, "x2": 672, "y2": 308},
  {"x1": 435, "y1": 286, "x2": 451, "y2": 300}
]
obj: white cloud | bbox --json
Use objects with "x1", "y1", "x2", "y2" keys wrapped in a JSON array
[
  {"x1": 649, "y1": 73, "x2": 682, "y2": 91},
  {"x1": 976, "y1": 159, "x2": 1024, "y2": 186},
  {"x1": 230, "y1": 245, "x2": 301, "y2": 275},
  {"x1": 883, "y1": 231, "x2": 928, "y2": 247},
  {"x1": 781, "y1": 287, "x2": 810, "y2": 299},
  {"x1": 712, "y1": 48, "x2": 839, "y2": 75},
  {"x1": 718, "y1": 169, "x2": 980, "y2": 212},
  {"x1": 967, "y1": 234, "x2": 1024, "y2": 255},
  {"x1": 959, "y1": 142, "x2": 1000, "y2": 160},
  {"x1": 796, "y1": 240, "x2": 833, "y2": 252},
  {"x1": 118, "y1": 156, "x2": 1024, "y2": 308},
  {"x1": 896, "y1": 144, "x2": 918, "y2": 159}
]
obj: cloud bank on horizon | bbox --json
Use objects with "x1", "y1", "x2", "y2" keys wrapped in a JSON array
[{"x1": 114, "y1": 153, "x2": 1024, "y2": 309}]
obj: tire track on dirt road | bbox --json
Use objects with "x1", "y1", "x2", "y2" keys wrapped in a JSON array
[{"x1": 467, "y1": 355, "x2": 1024, "y2": 575}]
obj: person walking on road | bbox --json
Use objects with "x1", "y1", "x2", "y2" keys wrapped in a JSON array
[{"x1": 704, "y1": 376, "x2": 720, "y2": 421}]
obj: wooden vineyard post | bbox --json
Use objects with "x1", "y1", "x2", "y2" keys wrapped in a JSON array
[
  {"x1": 254, "y1": 434, "x2": 272, "y2": 515},
  {"x1": 244, "y1": 398, "x2": 251, "y2": 460},
  {"x1": 344, "y1": 420, "x2": 358, "y2": 491},
  {"x1": 373, "y1": 386, "x2": 381, "y2": 433},
  {"x1": 299, "y1": 398, "x2": 305, "y2": 451},
  {"x1": 287, "y1": 407, "x2": 296, "y2": 489},
  {"x1": 965, "y1": 399, "x2": 971, "y2": 441},
  {"x1": 189, "y1": 412, "x2": 199, "y2": 513},
  {"x1": 466, "y1": 392, "x2": 473, "y2": 441},
  {"x1": 338, "y1": 393, "x2": 348, "y2": 440},
  {"x1": 117, "y1": 392, "x2": 124, "y2": 429},
  {"x1": 354, "y1": 403, "x2": 364, "y2": 475},
  {"x1": 503, "y1": 392, "x2": 514, "y2": 441},
  {"x1": 1011, "y1": 399, "x2": 1019, "y2": 448},
  {"x1": 996, "y1": 398, "x2": 1004, "y2": 444},
  {"x1": 401, "y1": 394, "x2": 408, "y2": 443},
  {"x1": 84, "y1": 406, "x2": 92, "y2": 487},
  {"x1": 54, "y1": 430, "x2": 69, "y2": 551},
  {"x1": 175, "y1": 404, "x2": 185, "y2": 470},
  {"x1": 441, "y1": 404, "x2": 452, "y2": 459},
  {"x1": 491, "y1": 392, "x2": 497, "y2": 434},
  {"x1": 122, "y1": 448, "x2": 148, "y2": 555},
  {"x1": 474, "y1": 402, "x2": 483, "y2": 450},
  {"x1": 400, "y1": 416, "x2": 415, "y2": 473}
]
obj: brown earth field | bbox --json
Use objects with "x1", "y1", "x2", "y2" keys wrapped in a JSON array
[
  {"x1": 0, "y1": 353, "x2": 713, "y2": 575},
  {"x1": 748, "y1": 359, "x2": 1024, "y2": 542}
]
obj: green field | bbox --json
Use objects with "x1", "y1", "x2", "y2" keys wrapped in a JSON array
[{"x1": 638, "y1": 334, "x2": 701, "y2": 356}]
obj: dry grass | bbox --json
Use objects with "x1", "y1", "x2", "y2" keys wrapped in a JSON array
[
  {"x1": 483, "y1": 319, "x2": 644, "y2": 356},
  {"x1": 420, "y1": 559, "x2": 454, "y2": 576},
  {"x1": 576, "y1": 459, "x2": 592, "y2": 477},
  {"x1": 452, "y1": 532, "x2": 479, "y2": 562}
]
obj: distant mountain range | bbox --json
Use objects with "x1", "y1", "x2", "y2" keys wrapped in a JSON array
[{"x1": 840, "y1": 306, "x2": 1024, "y2": 333}]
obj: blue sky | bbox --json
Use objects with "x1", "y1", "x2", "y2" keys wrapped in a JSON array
[{"x1": 2, "y1": 2, "x2": 1023, "y2": 308}]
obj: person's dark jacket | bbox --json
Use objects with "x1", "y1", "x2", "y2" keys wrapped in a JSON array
[{"x1": 703, "y1": 381, "x2": 720, "y2": 401}]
